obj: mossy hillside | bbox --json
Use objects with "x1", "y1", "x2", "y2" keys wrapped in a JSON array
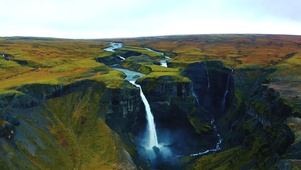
[
  {"x1": 0, "y1": 61, "x2": 125, "y2": 91},
  {"x1": 188, "y1": 147, "x2": 243, "y2": 170},
  {"x1": 44, "y1": 82, "x2": 119, "y2": 169},
  {"x1": 191, "y1": 121, "x2": 293, "y2": 169},
  {"x1": 0, "y1": 80, "x2": 125, "y2": 169},
  {"x1": 267, "y1": 52, "x2": 301, "y2": 110},
  {"x1": 189, "y1": 132, "x2": 282, "y2": 170}
]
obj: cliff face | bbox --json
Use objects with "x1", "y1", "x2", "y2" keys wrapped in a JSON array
[
  {"x1": 189, "y1": 65, "x2": 300, "y2": 170},
  {"x1": 184, "y1": 61, "x2": 234, "y2": 119},
  {"x1": 0, "y1": 80, "x2": 138, "y2": 170}
]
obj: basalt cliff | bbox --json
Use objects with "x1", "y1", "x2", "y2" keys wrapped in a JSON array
[{"x1": 1, "y1": 35, "x2": 301, "y2": 169}]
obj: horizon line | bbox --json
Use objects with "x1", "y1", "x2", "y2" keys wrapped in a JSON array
[{"x1": 1, "y1": 33, "x2": 301, "y2": 40}]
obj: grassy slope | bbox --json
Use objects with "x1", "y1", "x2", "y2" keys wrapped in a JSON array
[
  {"x1": 43, "y1": 82, "x2": 119, "y2": 169},
  {"x1": 0, "y1": 82, "x2": 120, "y2": 170}
]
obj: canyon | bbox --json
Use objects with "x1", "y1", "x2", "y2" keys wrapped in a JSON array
[{"x1": 0, "y1": 35, "x2": 301, "y2": 169}]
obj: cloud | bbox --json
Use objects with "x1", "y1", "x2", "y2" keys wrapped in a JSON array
[{"x1": 0, "y1": 0, "x2": 301, "y2": 38}]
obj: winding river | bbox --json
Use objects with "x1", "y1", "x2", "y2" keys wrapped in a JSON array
[{"x1": 103, "y1": 42, "x2": 222, "y2": 158}]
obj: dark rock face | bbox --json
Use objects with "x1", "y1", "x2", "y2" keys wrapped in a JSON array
[
  {"x1": 16, "y1": 84, "x2": 64, "y2": 100},
  {"x1": 0, "y1": 123, "x2": 15, "y2": 139},
  {"x1": 100, "y1": 82, "x2": 144, "y2": 135},
  {"x1": 13, "y1": 59, "x2": 28, "y2": 66},
  {"x1": 95, "y1": 54, "x2": 122, "y2": 65},
  {"x1": 286, "y1": 141, "x2": 301, "y2": 159},
  {"x1": 240, "y1": 87, "x2": 294, "y2": 167},
  {"x1": 11, "y1": 95, "x2": 39, "y2": 108},
  {"x1": 122, "y1": 51, "x2": 142, "y2": 58},
  {"x1": 142, "y1": 78, "x2": 197, "y2": 131},
  {"x1": 184, "y1": 61, "x2": 234, "y2": 119},
  {"x1": 211, "y1": 67, "x2": 297, "y2": 169},
  {"x1": 1, "y1": 53, "x2": 13, "y2": 60}
]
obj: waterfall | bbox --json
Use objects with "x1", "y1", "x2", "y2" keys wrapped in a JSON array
[
  {"x1": 221, "y1": 69, "x2": 233, "y2": 113},
  {"x1": 192, "y1": 90, "x2": 200, "y2": 106},
  {"x1": 204, "y1": 61, "x2": 210, "y2": 90},
  {"x1": 129, "y1": 81, "x2": 159, "y2": 148}
]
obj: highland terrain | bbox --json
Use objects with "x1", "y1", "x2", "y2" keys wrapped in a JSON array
[{"x1": 1, "y1": 34, "x2": 301, "y2": 169}]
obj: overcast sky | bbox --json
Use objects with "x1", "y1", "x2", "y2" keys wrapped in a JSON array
[{"x1": 1, "y1": 0, "x2": 301, "y2": 39}]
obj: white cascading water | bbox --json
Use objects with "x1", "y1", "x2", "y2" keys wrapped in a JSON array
[
  {"x1": 192, "y1": 90, "x2": 200, "y2": 106},
  {"x1": 204, "y1": 61, "x2": 210, "y2": 89},
  {"x1": 130, "y1": 81, "x2": 159, "y2": 149},
  {"x1": 221, "y1": 69, "x2": 233, "y2": 113}
]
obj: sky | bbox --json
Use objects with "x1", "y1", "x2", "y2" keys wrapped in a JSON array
[{"x1": 1, "y1": 0, "x2": 301, "y2": 39}]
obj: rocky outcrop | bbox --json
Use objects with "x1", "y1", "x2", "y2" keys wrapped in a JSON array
[
  {"x1": 100, "y1": 81, "x2": 144, "y2": 135},
  {"x1": 95, "y1": 54, "x2": 122, "y2": 65},
  {"x1": 16, "y1": 84, "x2": 64, "y2": 100},
  {"x1": 121, "y1": 51, "x2": 142, "y2": 58}
]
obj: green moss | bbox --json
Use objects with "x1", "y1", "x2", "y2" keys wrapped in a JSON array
[
  {"x1": 253, "y1": 101, "x2": 267, "y2": 114},
  {"x1": 189, "y1": 147, "x2": 243, "y2": 170},
  {"x1": 137, "y1": 71, "x2": 191, "y2": 83},
  {"x1": 42, "y1": 81, "x2": 119, "y2": 169},
  {"x1": 190, "y1": 117, "x2": 212, "y2": 134}
]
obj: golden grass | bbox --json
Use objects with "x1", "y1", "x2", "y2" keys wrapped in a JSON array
[
  {"x1": 119, "y1": 34, "x2": 301, "y2": 68},
  {"x1": 2, "y1": 35, "x2": 301, "y2": 91},
  {"x1": 0, "y1": 38, "x2": 120, "y2": 90}
]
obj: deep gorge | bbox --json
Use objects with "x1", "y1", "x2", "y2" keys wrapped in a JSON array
[
  {"x1": 0, "y1": 60, "x2": 297, "y2": 169},
  {"x1": 1, "y1": 35, "x2": 301, "y2": 169}
]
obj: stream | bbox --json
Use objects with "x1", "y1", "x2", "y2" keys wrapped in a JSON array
[{"x1": 145, "y1": 48, "x2": 171, "y2": 67}]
